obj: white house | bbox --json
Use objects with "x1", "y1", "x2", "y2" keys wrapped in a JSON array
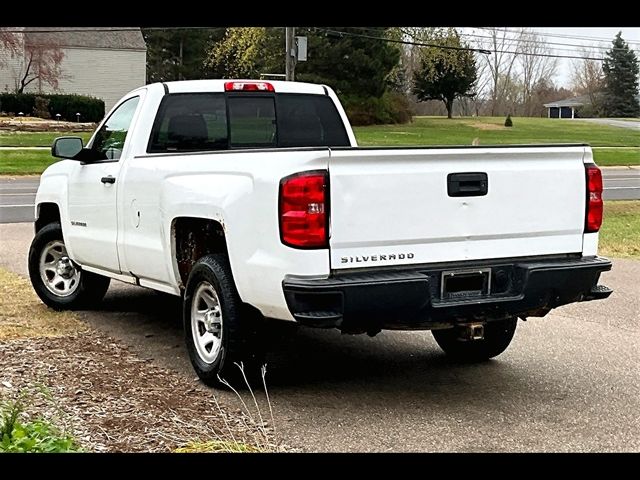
[{"x1": 0, "y1": 27, "x2": 146, "y2": 111}]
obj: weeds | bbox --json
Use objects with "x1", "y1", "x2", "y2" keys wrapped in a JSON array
[
  {"x1": 174, "y1": 363, "x2": 283, "y2": 453},
  {"x1": 0, "y1": 400, "x2": 81, "y2": 453}
]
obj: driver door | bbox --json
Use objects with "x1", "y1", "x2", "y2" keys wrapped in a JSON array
[{"x1": 66, "y1": 95, "x2": 140, "y2": 273}]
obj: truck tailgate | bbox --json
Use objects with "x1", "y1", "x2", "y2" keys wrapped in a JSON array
[{"x1": 328, "y1": 145, "x2": 587, "y2": 270}]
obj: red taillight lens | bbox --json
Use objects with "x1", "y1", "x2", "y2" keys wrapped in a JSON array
[
  {"x1": 224, "y1": 81, "x2": 275, "y2": 92},
  {"x1": 279, "y1": 171, "x2": 328, "y2": 249},
  {"x1": 585, "y1": 165, "x2": 603, "y2": 233}
]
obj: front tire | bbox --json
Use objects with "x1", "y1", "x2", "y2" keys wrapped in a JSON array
[
  {"x1": 432, "y1": 317, "x2": 518, "y2": 362},
  {"x1": 28, "y1": 222, "x2": 111, "y2": 310},
  {"x1": 183, "y1": 254, "x2": 263, "y2": 387}
]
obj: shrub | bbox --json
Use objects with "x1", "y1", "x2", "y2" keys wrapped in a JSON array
[
  {"x1": 504, "y1": 114, "x2": 513, "y2": 127},
  {"x1": 33, "y1": 96, "x2": 51, "y2": 119},
  {"x1": 342, "y1": 92, "x2": 413, "y2": 126},
  {"x1": 0, "y1": 93, "x2": 104, "y2": 122}
]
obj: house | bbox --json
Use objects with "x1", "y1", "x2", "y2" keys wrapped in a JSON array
[
  {"x1": 0, "y1": 27, "x2": 146, "y2": 111},
  {"x1": 543, "y1": 94, "x2": 591, "y2": 119}
]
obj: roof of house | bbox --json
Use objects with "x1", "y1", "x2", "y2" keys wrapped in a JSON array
[
  {"x1": 24, "y1": 27, "x2": 146, "y2": 51},
  {"x1": 543, "y1": 94, "x2": 592, "y2": 108}
]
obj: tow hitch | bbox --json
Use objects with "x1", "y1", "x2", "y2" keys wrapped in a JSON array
[{"x1": 458, "y1": 323, "x2": 485, "y2": 341}]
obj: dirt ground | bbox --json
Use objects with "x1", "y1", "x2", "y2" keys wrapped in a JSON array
[{"x1": 0, "y1": 268, "x2": 280, "y2": 453}]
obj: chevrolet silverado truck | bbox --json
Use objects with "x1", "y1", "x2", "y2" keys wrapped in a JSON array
[{"x1": 28, "y1": 79, "x2": 613, "y2": 386}]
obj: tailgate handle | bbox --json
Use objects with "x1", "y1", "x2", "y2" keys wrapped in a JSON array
[{"x1": 447, "y1": 172, "x2": 488, "y2": 197}]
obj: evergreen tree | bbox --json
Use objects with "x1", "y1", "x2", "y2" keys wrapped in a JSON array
[
  {"x1": 602, "y1": 32, "x2": 640, "y2": 118},
  {"x1": 142, "y1": 28, "x2": 225, "y2": 83}
]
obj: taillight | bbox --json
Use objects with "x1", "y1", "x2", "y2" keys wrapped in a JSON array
[
  {"x1": 224, "y1": 81, "x2": 274, "y2": 92},
  {"x1": 585, "y1": 164, "x2": 603, "y2": 233},
  {"x1": 279, "y1": 171, "x2": 328, "y2": 249}
]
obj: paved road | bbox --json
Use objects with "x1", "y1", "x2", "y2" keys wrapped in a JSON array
[
  {"x1": 1, "y1": 222, "x2": 638, "y2": 452},
  {"x1": 1, "y1": 169, "x2": 638, "y2": 224},
  {"x1": 577, "y1": 118, "x2": 640, "y2": 130}
]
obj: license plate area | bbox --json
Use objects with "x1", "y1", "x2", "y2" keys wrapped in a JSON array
[{"x1": 440, "y1": 268, "x2": 491, "y2": 300}]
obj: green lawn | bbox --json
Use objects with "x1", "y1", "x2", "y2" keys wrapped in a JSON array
[
  {"x1": 354, "y1": 116, "x2": 640, "y2": 147},
  {"x1": 599, "y1": 201, "x2": 640, "y2": 259},
  {"x1": 0, "y1": 131, "x2": 93, "y2": 147},
  {"x1": 0, "y1": 150, "x2": 59, "y2": 175},
  {"x1": 592, "y1": 148, "x2": 640, "y2": 166},
  {"x1": 0, "y1": 117, "x2": 638, "y2": 174}
]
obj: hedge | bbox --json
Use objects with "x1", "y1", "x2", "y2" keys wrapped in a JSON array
[
  {"x1": 342, "y1": 91, "x2": 413, "y2": 126},
  {"x1": 0, "y1": 93, "x2": 104, "y2": 122}
]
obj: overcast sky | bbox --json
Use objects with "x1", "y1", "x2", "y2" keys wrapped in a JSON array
[{"x1": 460, "y1": 27, "x2": 640, "y2": 88}]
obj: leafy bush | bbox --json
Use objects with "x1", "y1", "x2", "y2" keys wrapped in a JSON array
[
  {"x1": 0, "y1": 401, "x2": 81, "y2": 453},
  {"x1": 342, "y1": 92, "x2": 413, "y2": 126},
  {"x1": 33, "y1": 96, "x2": 51, "y2": 119},
  {"x1": 504, "y1": 114, "x2": 513, "y2": 127},
  {"x1": 0, "y1": 93, "x2": 104, "y2": 122}
]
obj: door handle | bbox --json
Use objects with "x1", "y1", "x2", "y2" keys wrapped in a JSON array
[
  {"x1": 447, "y1": 172, "x2": 488, "y2": 197},
  {"x1": 101, "y1": 176, "x2": 116, "y2": 185}
]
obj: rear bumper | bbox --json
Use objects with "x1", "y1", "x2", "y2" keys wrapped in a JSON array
[{"x1": 282, "y1": 255, "x2": 612, "y2": 332}]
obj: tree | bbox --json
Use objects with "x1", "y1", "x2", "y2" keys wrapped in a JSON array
[
  {"x1": 517, "y1": 29, "x2": 558, "y2": 117},
  {"x1": 475, "y1": 27, "x2": 521, "y2": 116},
  {"x1": 570, "y1": 49, "x2": 604, "y2": 113},
  {"x1": 205, "y1": 27, "x2": 283, "y2": 79},
  {"x1": 294, "y1": 27, "x2": 400, "y2": 99},
  {"x1": 143, "y1": 28, "x2": 225, "y2": 83},
  {"x1": 0, "y1": 28, "x2": 20, "y2": 66},
  {"x1": 601, "y1": 32, "x2": 640, "y2": 118},
  {"x1": 412, "y1": 28, "x2": 477, "y2": 119},
  {"x1": 14, "y1": 35, "x2": 64, "y2": 94}
]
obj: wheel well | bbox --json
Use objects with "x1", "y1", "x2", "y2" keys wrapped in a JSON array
[
  {"x1": 35, "y1": 203, "x2": 61, "y2": 232},
  {"x1": 173, "y1": 217, "x2": 227, "y2": 288}
]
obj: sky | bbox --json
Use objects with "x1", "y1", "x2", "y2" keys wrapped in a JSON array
[{"x1": 459, "y1": 27, "x2": 640, "y2": 88}]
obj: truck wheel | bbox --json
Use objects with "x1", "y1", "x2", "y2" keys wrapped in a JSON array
[
  {"x1": 28, "y1": 222, "x2": 110, "y2": 310},
  {"x1": 432, "y1": 317, "x2": 518, "y2": 362},
  {"x1": 183, "y1": 254, "x2": 263, "y2": 388}
]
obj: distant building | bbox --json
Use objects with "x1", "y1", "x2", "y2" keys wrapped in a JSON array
[
  {"x1": 0, "y1": 27, "x2": 146, "y2": 111},
  {"x1": 543, "y1": 95, "x2": 593, "y2": 119}
]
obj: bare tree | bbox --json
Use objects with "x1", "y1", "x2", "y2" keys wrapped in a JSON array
[
  {"x1": 15, "y1": 37, "x2": 64, "y2": 93},
  {"x1": 570, "y1": 49, "x2": 604, "y2": 108},
  {"x1": 517, "y1": 29, "x2": 558, "y2": 117},
  {"x1": 0, "y1": 28, "x2": 21, "y2": 69},
  {"x1": 475, "y1": 27, "x2": 522, "y2": 116}
]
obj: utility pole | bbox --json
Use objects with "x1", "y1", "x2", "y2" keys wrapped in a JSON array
[{"x1": 285, "y1": 26, "x2": 296, "y2": 81}]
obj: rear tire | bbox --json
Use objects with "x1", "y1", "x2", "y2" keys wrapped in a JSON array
[
  {"x1": 432, "y1": 317, "x2": 518, "y2": 362},
  {"x1": 28, "y1": 222, "x2": 111, "y2": 310},
  {"x1": 183, "y1": 254, "x2": 264, "y2": 388}
]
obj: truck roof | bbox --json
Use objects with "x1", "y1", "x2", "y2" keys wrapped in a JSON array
[{"x1": 161, "y1": 79, "x2": 327, "y2": 95}]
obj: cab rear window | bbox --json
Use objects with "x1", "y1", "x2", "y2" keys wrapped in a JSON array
[{"x1": 147, "y1": 92, "x2": 350, "y2": 153}]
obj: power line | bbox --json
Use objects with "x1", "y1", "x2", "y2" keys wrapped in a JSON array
[
  {"x1": 475, "y1": 26, "x2": 640, "y2": 46},
  {"x1": 315, "y1": 28, "x2": 605, "y2": 61},
  {"x1": 314, "y1": 28, "x2": 493, "y2": 55}
]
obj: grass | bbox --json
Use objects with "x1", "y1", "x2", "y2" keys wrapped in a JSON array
[
  {"x1": 0, "y1": 268, "x2": 87, "y2": 340},
  {"x1": 599, "y1": 201, "x2": 640, "y2": 259},
  {"x1": 0, "y1": 131, "x2": 93, "y2": 147},
  {"x1": 0, "y1": 150, "x2": 61, "y2": 175},
  {"x1": 592, "y1": 149, "x2": 640, "y2": 166},
  {"x1": 0, "y1": 117, "x2": 637, "y2": 174},
  {"x1": 354, "y1": 116, "x2": 640, "y2": 147},
  {"x1": 0, "y1": 400, "x2": 81, "y2": 453},
  {"x1": 174, "y1": 440, "x2": 263, "y2": 453}
]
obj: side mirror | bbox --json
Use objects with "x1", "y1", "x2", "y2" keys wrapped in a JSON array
[{"x1": 51, "y1": 137, "x2": 84, "y2": 159}]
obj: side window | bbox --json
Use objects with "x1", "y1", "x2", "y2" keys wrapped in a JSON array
[
  {"x1": 148, "y1": 94, "x2": 227, "y2": 153},
  {"x1": 91, "y1": 96, "x2": 140, "y2": 160},
  {"x1": 227, "y1": 96, "x2": 276, "y2": 148}
]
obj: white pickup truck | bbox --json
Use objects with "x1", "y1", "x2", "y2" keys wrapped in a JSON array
[{"x1": 29, "y1": 79, "x2": 612, "y2": 385}]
